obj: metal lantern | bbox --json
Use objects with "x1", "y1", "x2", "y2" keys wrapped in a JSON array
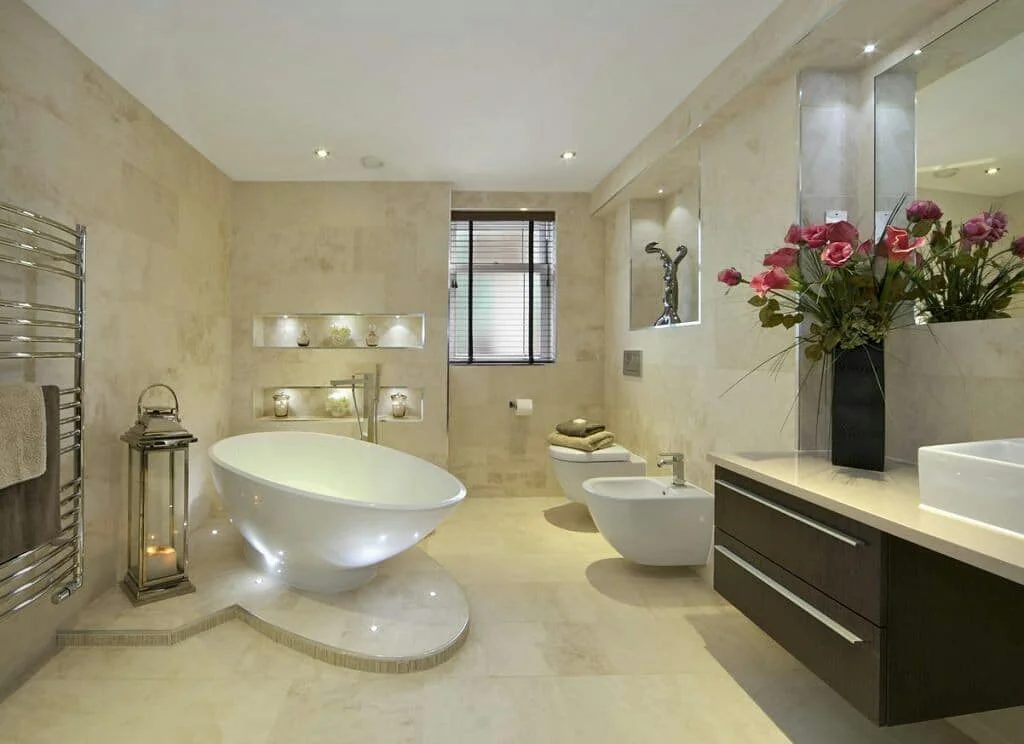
[{"x1": 120, "y1": 384, "x2": 198, "y2": 605}]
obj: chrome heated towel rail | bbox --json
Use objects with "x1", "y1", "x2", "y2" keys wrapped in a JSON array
[{"x1": 0, "y1": 201, "x2": 86, "y2": 618}]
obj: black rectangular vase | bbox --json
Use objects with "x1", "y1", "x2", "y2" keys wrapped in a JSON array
[{"x1": 830, "y1": 344, "x2": 885, "y2": 472}]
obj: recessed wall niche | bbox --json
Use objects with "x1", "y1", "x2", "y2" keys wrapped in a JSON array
[{"x1": 253, "y1": 313, "x2": 425, "y2": 350}]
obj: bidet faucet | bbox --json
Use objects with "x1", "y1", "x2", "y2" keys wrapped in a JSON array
[{"x1": 657, "y1": 452, "x2": 686, "y2": 486}]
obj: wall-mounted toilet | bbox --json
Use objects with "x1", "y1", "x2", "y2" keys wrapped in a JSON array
[{"x1": 548, "y1": 444, "x2": 646, "y2": 504}]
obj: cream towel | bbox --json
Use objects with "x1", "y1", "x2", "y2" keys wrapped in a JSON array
[
  {"x1": 0, "y1": 384, "x2": 47, "y2": 490},
  {"x1": 547, "y1": 430, "x2": 616, "y2": 453}
]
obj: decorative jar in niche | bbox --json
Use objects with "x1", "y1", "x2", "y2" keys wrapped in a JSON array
[
  {"x1": 327, "y1": 323, "x2": 352, "y2": 347},
  {"x1": 325, "y1": 391, "x2": 352, "y2": 418},
  {"x1": 390, "y1": 392, "x2": 408, "y2": 418},
  {"x1": 365, "y1": 323, "x2": 379, "y2": 348},
  {"x1": 272, "y1": 392, "x2": 290, "y2": 418},
  {"x1": 297, "y1": 326, "x2": 310, "y2": 347}
]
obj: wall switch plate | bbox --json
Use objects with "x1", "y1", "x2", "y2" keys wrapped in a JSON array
[
  {"x1": 623, "y1": 350, "x2": 643, "y2": 378},
  {"x1": 825, "y1": 210, "x2": 848, "y2": 224}
]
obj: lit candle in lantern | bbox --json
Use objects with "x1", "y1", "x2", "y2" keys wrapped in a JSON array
[{"x1": 145, "y1": 545, "x2": 178, "y2": 580}]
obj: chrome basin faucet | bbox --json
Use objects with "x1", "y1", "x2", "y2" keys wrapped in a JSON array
[{"x1": 657, "y1": 452, "x2": 686, "y2": 486}]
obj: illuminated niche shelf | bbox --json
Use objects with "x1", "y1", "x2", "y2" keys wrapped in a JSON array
[
  {"x1": 253, "y1": 313, "x2": 425, "y2": 350},
  {"x1": 254, "y1": 385, "x2": 424, "y2": 424}
]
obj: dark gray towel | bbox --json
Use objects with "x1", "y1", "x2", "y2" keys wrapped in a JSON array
[
  {"x1": 555, "y1": 419, "x2": 606, "y2": 437},
  {"x1": 0, "y1": 385, "x2": 62, "y2": 564}
]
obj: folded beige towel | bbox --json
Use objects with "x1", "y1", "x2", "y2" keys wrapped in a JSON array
[
  {"x1": 1, "y1": 386, "x2": 61, "y2": 563},
  {"x1": 0, "y1": 384, "x2": 47, "y2": 490},
  {"x1": 548, "y1": 430, "x2": 616, "y2": 453},
  {"x1": 555, "y1": 418, "x2": 606, "y2": 437}
]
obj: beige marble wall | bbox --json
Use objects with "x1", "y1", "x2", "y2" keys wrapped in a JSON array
[
  {"x1": 887, "y1": 317, "x2": 1024, "y2": 462},
  {"x1": 604, "y1": 76, "x2": 801, "y2": 493},
  {"x1": 0, "y1": 0, "x2": 232, "y2": 693},
  {"x1": 448, "y1": 192, "x2": 604, "y2": 497},
  {"x1": 228, "y1": 182, "x2": 451, "y2": 468}
]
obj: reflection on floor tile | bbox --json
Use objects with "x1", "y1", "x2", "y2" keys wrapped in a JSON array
[{"x1": 0, "y1": 496, "x2": 1019, "y2": 744}]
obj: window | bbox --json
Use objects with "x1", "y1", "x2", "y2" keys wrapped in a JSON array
[{"x1": 448, "y1": 210, "x2": 556, "y2": 364}]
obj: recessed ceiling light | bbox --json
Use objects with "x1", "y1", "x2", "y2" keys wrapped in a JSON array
[
  {"x1": 657, "y1": 188, "x2": 665, "y2": 195},
  {"x1": 863, "y1": 43, "x2": 878, "y2": 54},
  {"x1": 913, "y1": 49, "x2": 923, "y2": 56},
  {"x1": 560, "y1": 151, "x2": 577, "y2": 160},
  {"x1": 360, "y1": 155, "x2": 385, "y2": 169},
  {"x1": 933, "y1": 167, "x2": 959, "y2": 179},
  {"x1": 313, "y1": 147, "x2": 330, "y2": 160},
  {"x1": 519, "y1": 207, "x2": 528, "y2": 212},
  {"x1": 986, "y1": 167, "x2": 1001, "y2": 175}
]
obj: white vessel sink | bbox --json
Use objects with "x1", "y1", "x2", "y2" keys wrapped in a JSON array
[{"x1": 918, "y1": 439, "x2": 1024, "y2": 536}]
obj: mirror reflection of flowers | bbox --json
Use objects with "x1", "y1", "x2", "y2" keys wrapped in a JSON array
[
  {"x1": 717, "y1": 213, "x2": 914, "y2": 363},
  {"x1": 901, "y1": 200, "x2": 1024, "y2": 322}
]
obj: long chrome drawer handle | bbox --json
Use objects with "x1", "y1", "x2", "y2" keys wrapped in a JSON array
[
  {"x1": 714, "y1": 479, "x2": 862, "y2": 547},
  {"x1": 715, "y1": 545, "x2": 864, "y2": 645}
]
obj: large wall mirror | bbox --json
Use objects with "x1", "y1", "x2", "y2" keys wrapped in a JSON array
[
  {"x1": 876, "y1": 0, "x2": 1024, "y2": 251},
  {"x1": 627, "y1": 164, "x2": 701, "y2": 330}
]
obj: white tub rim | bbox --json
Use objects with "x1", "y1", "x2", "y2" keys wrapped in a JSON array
[{"x1": 209, "y1": 431, "x2": 466, "y2": 512}]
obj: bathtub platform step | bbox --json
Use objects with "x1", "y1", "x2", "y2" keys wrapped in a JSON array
[{"x1": 57, "y1": 519, "x2": 470, "y2": 674}]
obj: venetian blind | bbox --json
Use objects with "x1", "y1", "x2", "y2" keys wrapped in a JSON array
[{"x1": 448, "y1": 210, "x2": 557, "y2": 364}]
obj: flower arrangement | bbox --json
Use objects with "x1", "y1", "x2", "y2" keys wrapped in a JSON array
[
  {"x1": 901, "y1": 200, "x2": 1024, "y2": 322},
  {"x1": 717, "y1": 216, "x2": 914, "y2": 362}
]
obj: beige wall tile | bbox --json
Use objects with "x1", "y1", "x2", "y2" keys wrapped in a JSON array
[
  {"x1": 448, "y1": 192, "x2": 605, "y2": 497},
  {"x1": 0, "y1": 0, "x2": 232, "y2": 691},
  {"x1": 228, "y1": 182, "x2": 452, "y2": 468},
  {"x1": 603, "y1": 76, "x2": 801, "y2": 491}
]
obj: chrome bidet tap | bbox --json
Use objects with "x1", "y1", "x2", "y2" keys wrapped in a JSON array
[{"x1": 656, "y1": 452, "x2": 686, "y2": 486}]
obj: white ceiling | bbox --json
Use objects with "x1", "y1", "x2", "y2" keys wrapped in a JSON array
[
  {"x1": 25, "y1": 0, "x2": 783, "y2": 191},
  {"x1": 917, "y1": 31, "x2": 1024, "y2": 198}
]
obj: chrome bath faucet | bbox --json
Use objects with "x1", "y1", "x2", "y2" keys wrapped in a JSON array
[{"x1": 657, "y1": 452, "x2": 686, "y2": 486}]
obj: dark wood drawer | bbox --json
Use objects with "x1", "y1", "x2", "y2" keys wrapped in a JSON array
[
  {"x1": 715, "y1": 467, "x2": 887, "y2": 624},
  {"x1": 714, "y1": 531, "x2": 885, "y2": 723}
]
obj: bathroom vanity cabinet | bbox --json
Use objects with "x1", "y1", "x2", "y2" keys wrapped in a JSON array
[{"x1": 710, "y1": 458, "x2": 1024, "y2": 727}]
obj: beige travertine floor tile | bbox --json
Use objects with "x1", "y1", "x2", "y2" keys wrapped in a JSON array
[{"x1": 0, "y1": 496, "x2": 1018, "y2": 744}]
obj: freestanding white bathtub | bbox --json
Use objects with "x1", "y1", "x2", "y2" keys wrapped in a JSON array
[{"x1": 208, "y1": 432, "x2": 465, "y2": 592}]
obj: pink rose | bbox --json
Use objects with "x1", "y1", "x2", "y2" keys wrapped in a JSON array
[
  {"x1": 826, "y1": 221, "x2": 859, "y2": 246},
  {"x1": 884, "y1": 225, "x2": 911, "y2": 260},
  {"x1": 801, "y1": 224, "x2": 829, "y2": 249},
  {"x1": 717, "y1": 267, "x2": 742, "y2": 286},
  {"x1": 962, "y1": 216, "x2": 992, "y2": 245},
  {"x1": 784, "y1": 224, "x2": 803, "y2": 245},
  {"x1": 821, "y1": 241, "x2": 854, "y2": 268},
  {"x1": 749, "y1": 267, "x2": 794, "y2": 297},
  {"x1": 890, "y1": 235, "x2": 927, "y2": 263},
  {"x1": 986, "y1": 211, "x2": 1009, "y2": 242},
  {"x1": 763, "y1": 247, "x2": 799, "y2": 268},
  {"x1": 857, "y1": 239, "x2": 875, "y2": 255},
  {"x1": 907, "y1": 200, "x2": 943, "y2": 223},
  {"x1": 1011, "y1": 236, "x2": 1024, "y2": 259}
]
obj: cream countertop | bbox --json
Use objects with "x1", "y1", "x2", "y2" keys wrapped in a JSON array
[{"x1": 708, "y1": 451, "x2": 1024, "y2": 588}]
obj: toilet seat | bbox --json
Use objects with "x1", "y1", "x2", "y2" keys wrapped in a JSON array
[{"x1": 547, "y1": 444, "x2": 632, "y2": 463}]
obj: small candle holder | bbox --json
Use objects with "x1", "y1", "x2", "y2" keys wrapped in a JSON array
[
  {"x1": 390, "y1": 392, "x2": 408, "y2": 418},
  {"x1": 273, "y1": 392, "x2": 291, "y2": 418}
]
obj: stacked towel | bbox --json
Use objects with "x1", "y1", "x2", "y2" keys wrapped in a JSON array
[
  {"x1": 555, "y1": 417, "x2": 606, "y2": 438},
  {"x1": 548, "y1": 430, "x2": 616, "y2": 453},
  {"x1": 0, "y1": 383, "x2": 47, "y2": 490},
  {"x1": 0, "y1": 385, "x2": 62, "y2": 564}
]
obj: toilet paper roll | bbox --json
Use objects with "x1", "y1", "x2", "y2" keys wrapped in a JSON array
[{"x1": 510, "y1": 398, "x2": 533, "y2": 416}]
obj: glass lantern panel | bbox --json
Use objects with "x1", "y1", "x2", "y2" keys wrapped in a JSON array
[
  {"x1": 140, "y1": 448, "x2": 188, "y2": 582},
  {"x1": 127, "y1": 448, "x2": 140, "y2": 580}
]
